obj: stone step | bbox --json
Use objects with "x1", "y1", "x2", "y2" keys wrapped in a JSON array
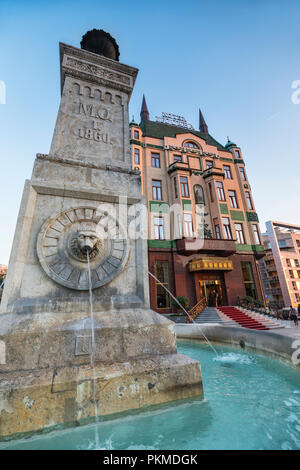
[
  {"x1": 193, "y1": 307, "x2": 237, "y2": 325},
  {"x1": 194, "y1": 320, "x2": 235, "y2": 325},
  {"x1": 238, "y1": 307, "x2": 284, "y2": 329},
  {"x1": 219, "y1": 306, "x2": 269, "y2": 330}
]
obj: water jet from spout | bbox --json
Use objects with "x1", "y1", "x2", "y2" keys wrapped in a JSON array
[
  {"x1": 87, "y1": 251, "x2": 100, "y2": 448},
  {"x1": 148, "y1": 271, "x2": 218, "y2": 357}
]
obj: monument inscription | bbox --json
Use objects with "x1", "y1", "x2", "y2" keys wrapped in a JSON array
[
  {"x1": 72, "y1": 92, "x2": 114, "y2": 144},
  {"x1": 75, "y1": 335, "x2": 92, "y2": 356},
  {"x1": 75, "y1": 101, "x2": 113, "y2": 120}
]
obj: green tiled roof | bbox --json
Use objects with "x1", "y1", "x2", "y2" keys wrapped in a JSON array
[
  {"x1": 139, "y1": 120, "x2": 229, "y2": 152},
  {"x1": 225, "y1": 140, "x2": 236, "y2": 149}
]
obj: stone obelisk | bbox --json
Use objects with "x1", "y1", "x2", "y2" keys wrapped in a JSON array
[{"x1": 0, "y1": 30, "x2": 203, "y2": 440}]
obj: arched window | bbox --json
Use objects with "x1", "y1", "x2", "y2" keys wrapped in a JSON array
[
  {"x1": 183, "y1": 141, "x2": 200, "y2": 149},
  {"x1": 194, "y1": 185, "x2": 205, "y2": 204}
]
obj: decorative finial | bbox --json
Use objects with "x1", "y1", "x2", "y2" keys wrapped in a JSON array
[{"x1": 80, "y1": 29, "x2": 120, "y2": 61}]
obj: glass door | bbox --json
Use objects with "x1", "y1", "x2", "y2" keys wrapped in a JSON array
[{"x1": 199, "y1": 280, "x2": 223, "y2": 306}]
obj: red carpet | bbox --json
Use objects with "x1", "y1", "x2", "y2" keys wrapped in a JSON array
[{"x1": 218, "y1": 306, "x2": 269, "y2": 330}]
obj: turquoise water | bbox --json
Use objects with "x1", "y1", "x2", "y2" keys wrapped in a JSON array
[{"x1": 1, "y1": 341, "x2": 300, "y2": 450}]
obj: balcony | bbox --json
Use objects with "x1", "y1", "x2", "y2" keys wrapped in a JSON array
[
  {"x1": 265, "y1": 264, "x2": 277, "y2": 273},
  {"x1": 202, "y1": 167, "x2": 225, "y2": 180},
  {"x1": 167, "y1": 161, "x2": 190, "y2": 175},
  {"x1": 268, "y1": 276, "x2": 279, "y2": 283},
  {"x1": 176, "y1": 237, "x2": 236, "y2": 256},
  {"x1": 268, "y1": 287, "x2": 282, "y2": 295}
]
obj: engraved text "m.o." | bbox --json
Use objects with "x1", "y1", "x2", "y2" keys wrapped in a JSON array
[{"x1": 76, "y1": 102, "x2": 112, "y2": 121}]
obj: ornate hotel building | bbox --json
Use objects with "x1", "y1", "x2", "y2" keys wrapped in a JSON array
[
  {"x1": 259, "y1": 221, "x2": 300, "y2": 308},
  {"x1": 130, "y1": 97, "x2": 265, "y2": 313}
]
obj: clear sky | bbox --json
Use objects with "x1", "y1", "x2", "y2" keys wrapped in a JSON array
[{"x1": 0, "y1": 0, "x2": 299, "y2": 265}]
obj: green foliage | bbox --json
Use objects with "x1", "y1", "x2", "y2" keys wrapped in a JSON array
[
  {"x1": 197, "y1": 218, "x2": 212, "y2": 239},
  {"x1": 204, "y1": 226, "x2": 213, "y2": 239},
  {"x1": 241, "y1": 296, "x2": 264, "y2": 307},
  {"x1": 248, "y1": 296, "x2": 264, "y2": 308},
  {"x1": 238, "y1": 296, "x2": 265, "y2": 312},
  {"x1": 172, "y1": 296, "x2": 190, "y2": 311}
]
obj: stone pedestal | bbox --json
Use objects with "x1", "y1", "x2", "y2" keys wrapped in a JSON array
[{"x1": 0, "y1": 34, "x2": 203, "y2": 440}]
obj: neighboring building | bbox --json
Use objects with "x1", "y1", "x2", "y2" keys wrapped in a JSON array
[
  {"x1": 259, "y1": 221, "x2": 300, "y2": 308},
  {"x1": 130, "y1": 97, "x2": 265, "y2": 313}
]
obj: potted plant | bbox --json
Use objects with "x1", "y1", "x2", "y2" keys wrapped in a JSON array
[{"x1": 172, "y1": 296, "x2": 190, "y2": 314}]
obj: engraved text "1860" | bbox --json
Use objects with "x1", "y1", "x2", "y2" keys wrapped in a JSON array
[{"x1": 78, "y1": 125, "x2": 109, "y2": 144}]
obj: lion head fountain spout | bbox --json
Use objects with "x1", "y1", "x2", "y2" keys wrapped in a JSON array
[
  {"x1": 67, "y1": 224, "x2": 102, "y2": 263},
  {"x1": 78, "y1": 231, "x2": 98, "y2": 255},
  {"x1": 73, "y1": 230, "x2": 100, "y2": 260}
]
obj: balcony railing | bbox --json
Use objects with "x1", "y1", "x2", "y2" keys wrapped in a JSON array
[
  {"x1": 167, "y1": 161, "x2": 189, "y2": 174},
  {"x1": 265, "y1": 264, "x2": 277, "y2": 273},
  {"x1": 186, "y1": 297, "x2": 207, "y2": 323},
  {"x1": 202, "y1": 166, "x2": 225, "y2": 179},
  {"x1": 268, "y1": 276, "x2": 279, "y2": 283},
  {"x1": 266, "y1": 287, "x2": 282, "y2": 295}
]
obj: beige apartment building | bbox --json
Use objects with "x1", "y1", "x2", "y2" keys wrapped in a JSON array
[{"x1": 259, "y1": 221, "x2": 300, "y2": 308}]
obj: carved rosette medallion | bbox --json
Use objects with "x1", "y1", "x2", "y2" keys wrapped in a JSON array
[{"x1": 37, "y1": 207, "x2": 129, "y2": 290}]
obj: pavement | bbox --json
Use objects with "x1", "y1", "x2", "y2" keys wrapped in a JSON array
[{"x1": 270, "y1": 323, "x2": 300, "y2": 338}]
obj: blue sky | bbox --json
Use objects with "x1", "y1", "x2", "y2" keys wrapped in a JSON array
[{"x1": 0, "y1": 0, "x2": 300, "y2": 265}]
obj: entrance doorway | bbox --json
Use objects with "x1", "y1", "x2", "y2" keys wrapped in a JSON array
[{"x1": 199, "y1": 280, "x2": 223, "y2": 307}]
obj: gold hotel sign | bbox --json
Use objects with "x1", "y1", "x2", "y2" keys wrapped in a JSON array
[{"x1": 189, "y1": 257, "x2": 233, "y2": 272}]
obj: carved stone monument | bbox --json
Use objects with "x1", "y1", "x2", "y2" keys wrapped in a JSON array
[{"x1": 0, "y1": 30, "x2": 203, "y2": 440}]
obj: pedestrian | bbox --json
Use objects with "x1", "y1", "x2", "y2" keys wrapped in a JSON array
[
  {"x1": 290, "y1": 305, "x2": 298, "y2": 326},
  {"x1": 211, "y1": 289, "x2": 218, "y2": 307}
]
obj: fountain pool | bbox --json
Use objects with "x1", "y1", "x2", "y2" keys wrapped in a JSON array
[{"x1": 1, "y1": 340, "x2": 300, "y2": 450}]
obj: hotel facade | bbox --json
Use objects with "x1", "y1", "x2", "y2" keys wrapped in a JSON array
[
  {"x1": 259, "y1": 221, "x2": 300, "y2": 308},
  {"x1": 130, "y1": 97, "x2": 265, "y2": 313}
]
